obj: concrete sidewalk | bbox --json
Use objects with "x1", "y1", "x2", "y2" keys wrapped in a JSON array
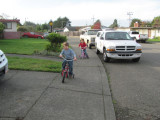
[{"x1": 24, "y1": 37, "x2": 116, "y2": 120}]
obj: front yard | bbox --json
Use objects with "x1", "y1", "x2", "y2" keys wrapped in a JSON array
[
  {"x1": 8, "y1": 56, "x2": 61, "y2": 72},
  {"x1": 0, "y1": 38, "x2": 62, "y2": 72},
  {"x1": 0, "y1": 38, "x2": 49, "y2": 55}
]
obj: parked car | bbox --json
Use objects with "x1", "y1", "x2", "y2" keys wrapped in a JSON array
[
  {"x1": 0, "y1": 50, "x2": 8, "y2": 79},
  {"x1": 22, "y1": 32, "x2": 44, "y2": 39},
  {"x1": 128, "y1": 31, "x2": 148, "y2": 43},
  {"x1": 95, "y1": 31, "x2": 142, "y2": 62},
  {"x1": 43, "y1": 32, "x2": 49, "y2": 39}
]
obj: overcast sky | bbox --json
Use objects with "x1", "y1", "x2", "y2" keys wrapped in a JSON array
[{"x1": 0, "y1": 0, "x2": 160, "y2": 27}]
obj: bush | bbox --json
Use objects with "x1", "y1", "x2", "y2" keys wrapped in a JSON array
[
  {"x1": 17, "y1": 26, "x2": 28, "y2": 32},
  {"x1": 46, "y1": 33, "x2": 67, "y2": 52}
]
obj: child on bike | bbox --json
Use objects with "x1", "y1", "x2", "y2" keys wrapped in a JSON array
[
  {"x1": 79, "y1": 39, "x2": 89, "y2": 58},
  {"x1": 59, "y1": 42, "x2": 77, "y2": 78}
]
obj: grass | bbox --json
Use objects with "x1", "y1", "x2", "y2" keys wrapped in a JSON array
[
  {"x1": 147, "y1": 38, "x2": 160, "y2": 42},
  {"x1": 7, "y1": 56, "x2": 62, "y2": 73},
  {"x1": 0, "y1": 38, "x2": 49, "y2": 55}
]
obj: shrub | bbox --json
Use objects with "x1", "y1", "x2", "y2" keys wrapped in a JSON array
[
  {"x1": 0, "y1": 22, "x2": 5, "y2": 33},
  {"x1": 17, "y1": 26, "x2": 28, "y2": 32},
  {"x1": 46, "y1": 33, "x2": 67, "y2": 52}
]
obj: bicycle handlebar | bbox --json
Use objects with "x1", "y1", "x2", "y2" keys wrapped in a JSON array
[{"x1": 61, "y1": 57, "x2": 73, "y2": 61}]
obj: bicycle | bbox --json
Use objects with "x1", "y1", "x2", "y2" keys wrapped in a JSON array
[
  {"x1": 61, "y1": 57, "x2": 75, "y2": 83},
  {"x1": 79, "y1": 47, "x2": 88, "y2": 59}
]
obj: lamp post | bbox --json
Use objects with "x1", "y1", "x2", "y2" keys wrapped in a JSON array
[{"x1": 49, "y1": 20, "x2": 53, "y2": 32}]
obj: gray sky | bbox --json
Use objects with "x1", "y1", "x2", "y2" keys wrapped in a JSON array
[{"x1": 0, "y1": 0, "x2": 160, "y2": 27}]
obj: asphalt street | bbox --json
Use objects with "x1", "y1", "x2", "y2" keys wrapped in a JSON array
[{"x1": 97, "y1": 42, "x2": 160, "y2": 120}]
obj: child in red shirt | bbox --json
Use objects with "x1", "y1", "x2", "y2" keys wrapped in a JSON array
[{"x1": 79, "y1": 39, "x2": 89, "y2": 58}]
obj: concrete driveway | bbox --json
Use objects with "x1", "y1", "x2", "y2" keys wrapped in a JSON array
[{"x1": 0, "y1": 37, "x2": 116, "y2": 120}]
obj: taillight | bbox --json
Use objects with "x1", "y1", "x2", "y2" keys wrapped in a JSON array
[{"x1": 139, "y1": 35, "x2": 140, "y2": 38}]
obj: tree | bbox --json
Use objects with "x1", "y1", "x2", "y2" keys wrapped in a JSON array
[
  {"x1": 92, "y1": 20, "x2": 101, "y2": 29},
  {"x1": 52, "y1": 17, "x2": 71, "y2": 28},
  {"x1": 42, "y1": 23, "x2": 49, "y2": 31},
  {"x1": 109, "y1": 19, "x2": 119, "y2": 28},
  {"x1": 36, "y1": 24, "x2": 42, "y2": 32},
  {"x1": 130, "y1": 18, "x2": 141, "y2": 27},
  {"x1": 152, "y1": 16, "x2": 160, "y2": 27}
]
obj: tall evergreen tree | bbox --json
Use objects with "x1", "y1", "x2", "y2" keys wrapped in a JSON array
[{"x1": 109, "y1": 19, "x2": 118, "y2": 28}]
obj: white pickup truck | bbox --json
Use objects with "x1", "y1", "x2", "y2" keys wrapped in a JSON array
[
  {"x1": 95, "y1": 31, "x2": 142, "y2": 62},
  {"x1": 0, "y1": 50, "x2": 8, "y2": 79},
  {"x1": 128, "y1": 31, "x2": 148, "y2": 43},
  {"x1": 80, "y1": 29, "x2": 101, "y2": 49}
]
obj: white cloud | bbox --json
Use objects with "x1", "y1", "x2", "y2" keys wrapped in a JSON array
[{"x1": 0, "y1": 0, "x2": 160, "y2": 26}]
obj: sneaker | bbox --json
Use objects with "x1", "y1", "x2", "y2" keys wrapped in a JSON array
[{"x1": 69, "y1": 74, "x2": 72, "y2": 79}]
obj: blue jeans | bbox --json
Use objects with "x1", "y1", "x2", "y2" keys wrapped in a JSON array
[
  {"x1": 81, "y1": 49, "x2": 88, "y2": 57},
  {"x1": 62, "y1": 60, "x2": 73, "y2": 75}
]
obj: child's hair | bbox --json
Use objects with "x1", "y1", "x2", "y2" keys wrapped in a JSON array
[
  {"x1": 81, "y1": 39, "x2": 84, "y2": 42},
  {"x1": 63, "y1": 42, "x2": 69, "y2": 47}
]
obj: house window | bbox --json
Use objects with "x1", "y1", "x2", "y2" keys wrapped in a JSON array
[
  {"x1": 158, "y1": 29, "x2": 160, "y2": 33},
  {"x1": 4, "y1": 22, "x2": 12, "y2": 29}
]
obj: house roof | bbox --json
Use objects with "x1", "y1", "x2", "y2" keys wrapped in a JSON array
[
  {"x1": 65, "y1": 26, "x2": 85, "y2": 31},
  {"x1": 0, "y1": 19, "x2": 20, "y2": 23}
]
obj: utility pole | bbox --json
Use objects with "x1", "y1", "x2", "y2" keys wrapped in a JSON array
[
  {"x1": 91, "y1": 16, "x2": 95, "y2": 24},
  {"x1": 127, "y1": 12, "x2": 133, "y2": 27}
]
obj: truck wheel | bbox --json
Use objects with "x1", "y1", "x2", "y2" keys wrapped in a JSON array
[
  {"x1": 96, "y1": 47, "x2": 100, "y2": 54},
  {"x1": 103, "y1": 49, "x2": 110, "y2": 62},
  {"x1": 132, "y1": 57, "x2": 140, "y2": 62},
  {"x1": 88, "y1": 43, "x2": 91, "y2": 49}
]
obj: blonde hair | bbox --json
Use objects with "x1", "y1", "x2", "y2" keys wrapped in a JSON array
[{"x1": 63, "y1": 42, "x2": 69, "y2": 47}]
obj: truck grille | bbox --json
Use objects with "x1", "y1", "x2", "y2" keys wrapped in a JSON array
[
  {"x1": 118, "y1": 54, "x2": 133, "y2": 56},
  {"x1": 116, "y1": 46, "x2": 135, "y2": 51}
]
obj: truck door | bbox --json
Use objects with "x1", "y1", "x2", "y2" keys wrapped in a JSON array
[
  {"x1": 96, "y1": 32, "x2": 101, "y2": 49},
  {"x1": 99, "y1": 32, "x2": 104, "y2": 52}
]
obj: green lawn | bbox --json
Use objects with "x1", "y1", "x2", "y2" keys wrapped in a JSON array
[
  {"x1": 7, "y1": 56, "x2": 62, "y2": 72},
  {"x1": 0, "y1": 38, "x2": 49, "y2": 55},
  {"x1": 147, "y1": 39, "x2": 160, "y2": 42}
]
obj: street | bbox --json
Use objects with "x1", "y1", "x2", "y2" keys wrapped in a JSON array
[{"x1": 97, "y1": 42, "x2": 160, "y2": 120}]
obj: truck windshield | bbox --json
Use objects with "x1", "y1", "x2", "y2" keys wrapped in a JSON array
[
  {"x1": 132, "y1": 32, "x2": 139, "y2": 34},
  {"x1": 105, "y1": 32, "x2": 132, "y2": 40},
  {"x1": 88, "y1": 30, "x2": 99, "y2": 35}
]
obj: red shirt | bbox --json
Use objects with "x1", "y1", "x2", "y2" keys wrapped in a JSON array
[{"x1": 79, "y1": 42, "x2": 87, "y2": 49}]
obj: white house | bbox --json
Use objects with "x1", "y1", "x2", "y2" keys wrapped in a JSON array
[{"x1": 0, "y1": 19, "x2": 20, "y2": 39}]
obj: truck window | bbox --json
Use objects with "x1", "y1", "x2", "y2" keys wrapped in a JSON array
[
  {"x1": 88, "y1": 30, "x2": 99, "y2": 35},
  {"x1": 105, "y1": 32, "x2": 132, "y2": 40},
  {"x1": 132, "y1": 32, "x2": 139, "y2": 34}
]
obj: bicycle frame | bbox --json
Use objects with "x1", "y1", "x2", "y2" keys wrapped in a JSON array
[{"x1": 61, "y1": 57, "x2": 73, "y2": 83}]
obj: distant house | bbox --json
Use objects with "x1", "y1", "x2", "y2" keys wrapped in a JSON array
[
  {"x1": 130, "y1": 27, "x2": 160, "y2": 39},
  {"x1": 64, "y1": 26, "x2": 82, "y2": 32},
  {"x1": 115, "y1": 25, "x2": 160, "y2": 39},
  {"x1": 0, "y1": 19, "x2": 20, "y2": 39}
]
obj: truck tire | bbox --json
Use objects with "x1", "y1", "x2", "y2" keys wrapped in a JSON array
[
  {"x1": 103, "y1": 49, "x2": 110, "y2": 62},
  {"x1": 87, "y1": 41, "x2": 91, "y2": 49},
  {"x1": 96, "y1": 47, "x2": 100, "y2": 54},
  {"x1": 132, "y1": 57, "x2": 140, "y2": 62}
]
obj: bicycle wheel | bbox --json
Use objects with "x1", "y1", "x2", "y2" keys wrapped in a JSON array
[{"x1": 62, "y1": 72, "x2": 66, "y2": 83}]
